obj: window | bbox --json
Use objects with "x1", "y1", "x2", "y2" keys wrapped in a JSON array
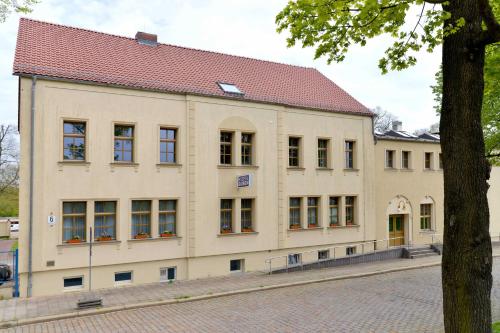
[
  {"x1": 63, "y1": 121, "x2": 86, "y2": 161},
  {"x1": 345, "y1": 196, "x2": 355, "y2": 225},
  {"x1": 241, "y1": 133, "x2": 253, "y2": 165},
  {"x1": 114, "y1": 125, "x2": 134, "y2": 162},
  {"x1": 288, "y1": 253, "x2": 301, "y2": 266},
  {"x1": 94, "y1": 201, "x2": 116, "y2": 241},
  {"x1": 318, "y1": 139, "x2": 329, "y2": 168},
  {"x1": 345, "y1": 141, "x2": 355, "y2": 169},
  {"x1": 329, "y1": 197, "x2": 339, "y2": 226},
  {"x1": 115, "y1": 271, "x2": 132, "y2": 284},
  {"x1": 230, "y1": 259, "x2": 244, "y2": 272},
  {"x1": 160, "y1": 128, "x2": 177, "y2": 163},
  {"x1": 288, "y1": 137, "x2": 300, "y2": 167},
  {"x1": 386, "y1": 150, "x2": 395, "y2": 168},
  {"x1": 318, "y1": 250, "x2": 329, "y2": 261},
  {"x1": 220, "y1": 132, "x2": 233, "y2": 165},
  {"x1": 307, "y1": 197, "x2": 319, "y2": 228},
  {"x1": 241, "y1": 199, "x2": 253, "y2": 232},
  {"x1": 346, "y1": 246, "x2": 356, "y2": 256},
  {"x1": 131, "y1": 200, "x2": 151, "y2": 239},
  {"x1": 63, "y1": 276, "x2": 83, "y2": 289},
  {"x1": 424, "y1": 152, "x2": 433, "y2": 169},
  {"x1": 420, "y1": 204, "x2": 432, "y2": 230},
  {"x1": 63, "y1": 202, "x2": 86, "y2": 243},
  {"x1": 289, "y1": 197, "x2": 302, "y2": 229},
  {"x1": 220, "y1": 199, "x2": 233, "y2": 233},
  {"x1": 402, "y1": 151, "x2": 410, "y2": 169},
  {"x1": 218, "y1": 82, "x2": 243, "y2": 95},
  {"x1": 160, "y1": 267, "x2": 176, "y2": 282},
  {"x1": 439, "y1": 153, "x2": 443, "y2": 169},
  {"x1": 159, "y1": 200, "x2": 176, "y2": 236}
]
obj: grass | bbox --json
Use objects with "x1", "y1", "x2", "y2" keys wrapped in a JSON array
[
  {"x1": 0, "y1": 187, "x2": 18, "y2": 217},
  {"x1": 493, "y1": 322, "x2": 500, "y2": 333}
]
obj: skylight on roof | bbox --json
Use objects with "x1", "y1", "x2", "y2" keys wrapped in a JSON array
[{"x1": 218, "y1": 82, "x2": 243, "y2": 95}]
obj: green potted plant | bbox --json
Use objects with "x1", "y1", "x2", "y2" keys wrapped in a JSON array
[
  {"x1": 221, "y1": 228, "x2": 232, "y2": 234},
  {"x1": 134, "y1": 232, "x2": 149, "y2": 239},
  {"x1": 67, "y1": 235, "x2": 82, "y2": 244},
  {"x1": 160, "y1": 230, "x2": 174, "y2": 238}
]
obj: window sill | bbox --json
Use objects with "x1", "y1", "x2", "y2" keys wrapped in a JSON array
[
  {"x1": 287, "y1": 227, "x2": 322, "y2": 232},
  {"x1": 400, "y1": 168, "x2": 414, "y2": 172},
  {"x1": 110, "y1": 162, "x2": 139, "y2": 167},
  {"x1": 128, "y1": 236, "x2": 182, "y2": 242},
  {"x1": 419, "y1": 230, "x2": 436, "y2": 234},
  {"x1": 423, "y1": 169, "x2": 436, "y2": 172},
  {"x1": 58, "y1": 161, "x2": 90, "y2": 166},
  {"x1": 287, "y1": 167, "x2": 305, "y2": 171},
  {"x1": 217, "y1": 165, "x2": 259, "y2": 169},
  {"x1": 343, "y1": 168, "x2": 360, "y2": 172},
  {"x1": 57, "y1": 242, "x2": 89, "y2": 247},
  {"x1": 156, "y1": 163, "x2": 182, "y2": 168},
  {"x1": 328, "y1": 224, "x2": 360, "y2": 229},
  {"x1": 316, "y1": 167, "x2": 333, "y2": 171},
  {"x1": 384, "y1": 167, "x2": 398, "y2": 171},
  {"x1": 217, "y1": 231, "x2": 258, "y2": 237},
  {"x1": 57, "y1": 240, "x2": 121, "y2": 247}
]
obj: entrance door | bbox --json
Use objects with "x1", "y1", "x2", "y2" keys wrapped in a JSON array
[{"x1": 388, "y1": 215, "x2": 405, "y2": 246}]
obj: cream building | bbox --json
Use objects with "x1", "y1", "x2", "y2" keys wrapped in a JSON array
[{"x1": 12, "y1": 19, "x2": 498, "y2": 297}]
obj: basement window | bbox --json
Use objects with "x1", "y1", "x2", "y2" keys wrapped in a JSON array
[
  {"x1": 318, "y1": 250, "x2": 330, "y2": 261},
  {"x1": 63, "y1": 276, "x2": 83, "y2": 290},
  {"x1": 230, "y1": 259, "x2": 244, "y2": 273},
  {"x1": 160, "y1": 267, "x2": 176, "y2": 282},
  {"x1": 115, "y1": 271, "x2": 132, "y2": 285},
  {"x1": 346, "y1": 246, "x2": 356, "y2": 256},
  {"x1": 217, "y1": 82, "x2": 243, "y2": 95}
]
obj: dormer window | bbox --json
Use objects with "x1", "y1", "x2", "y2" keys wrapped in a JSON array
[{"x1": 217, "y1": 82, "x2": 243, "y2": 95}]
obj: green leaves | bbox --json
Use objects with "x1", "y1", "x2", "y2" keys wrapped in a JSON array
[
  {"x1": 0, "y1": 0, "x2": 39, "y2": 23},
  {"x1": 276, "y1": 0, "x2": 454, "y2": 73}
]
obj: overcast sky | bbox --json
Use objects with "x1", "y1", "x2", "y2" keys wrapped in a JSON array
[{"x1": 0, "y1": 0, "x2": 441, "y2": 131}]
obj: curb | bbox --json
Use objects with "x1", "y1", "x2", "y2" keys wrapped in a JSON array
[{"x1": 0, "y1": 260, "x2": 444, "y2": 328}]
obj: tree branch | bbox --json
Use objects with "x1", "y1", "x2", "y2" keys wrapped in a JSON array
[
  {"x1": 477, "y1": 0, "x2": 500, "y2": 45},
  {"x1": 423, "y1": 0, "x2": 445, "y2": 3}
]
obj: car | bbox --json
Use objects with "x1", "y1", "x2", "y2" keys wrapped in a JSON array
[
  {"x1": 9, "y1": 222, "x2": 19, "y2": 233},
  {"x1": 0, "y1": 264, "x2": 12, "y2": 282}
]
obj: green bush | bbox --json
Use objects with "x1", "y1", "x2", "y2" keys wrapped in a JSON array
[{"x1": 0, "y1": 187, "x2": 19, "y2": 217}]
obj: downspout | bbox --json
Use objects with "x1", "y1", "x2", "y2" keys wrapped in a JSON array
[{"x1": 27, "y1": 76, "x2": 37, "y2": 297}]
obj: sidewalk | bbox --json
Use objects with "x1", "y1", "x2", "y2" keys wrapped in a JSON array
[{"x1": 1, "y1": 247, "x2": 499, "y2": 328}]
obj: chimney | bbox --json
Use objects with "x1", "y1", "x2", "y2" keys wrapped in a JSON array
[
  {"x1": 135, "y1": 31, "x2": 157, "y2": 46},
  {"x1": 392, "y1": 121, "x2": 403, "y2": 131}
]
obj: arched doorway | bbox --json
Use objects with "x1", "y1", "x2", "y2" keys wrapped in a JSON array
[{"x1": 386, "y1": 196, "x2": 412, "y2": 246}]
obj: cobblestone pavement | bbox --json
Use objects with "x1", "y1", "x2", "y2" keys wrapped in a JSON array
[
  {"x1": 4, "y1": 257, "x2": 500, "y2": 333},
  {"x1": 0, "y1": 251, "x2": 453, "y2": 323}
]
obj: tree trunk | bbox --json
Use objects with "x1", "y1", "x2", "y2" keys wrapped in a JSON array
[{"x1": 441, "y1": 1, "x2": 492, "y2": 332}]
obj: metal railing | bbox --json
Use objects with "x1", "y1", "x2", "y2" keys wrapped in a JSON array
[{"x1": 265, "y1": 236, "x2": 412, "y2": 274}]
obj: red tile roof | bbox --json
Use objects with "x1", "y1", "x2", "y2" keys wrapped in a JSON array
[{"x1": 13, "y1": 18, "x2": 371, "y2": 116}]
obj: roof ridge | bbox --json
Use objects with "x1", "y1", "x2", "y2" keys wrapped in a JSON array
[{"x1": 19, "y1": 17, "x2": 316, "y2": 71}]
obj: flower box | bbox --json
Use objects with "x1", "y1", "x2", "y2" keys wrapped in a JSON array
[
  {"x1": 330, "y1": 224, "x2": 340, "y2": 228},
  {"x1": 241, "y1": 228, "x2": 253, "y2": 233},
  {"x1": 97, "y1": 236, "x2": 113, "y2": 242},
  {"x1": 289, "y1": 224, "x2": 301, "y2": 230},
  {"x1": 160, "y1": 233, "x2": 175, "y2": 238},
  {"x1": 221, "y1": 229, "x2": 233, "y2": 234},
  {"x1": 67, "y1": 238, "x2": 82, "y2": 244},
  {"x1": 308, "y1": 224, "x2": 318, "y2": 228},
  {"x1": 134, "y1": 233, "x2": 149, "y2": 239}
]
